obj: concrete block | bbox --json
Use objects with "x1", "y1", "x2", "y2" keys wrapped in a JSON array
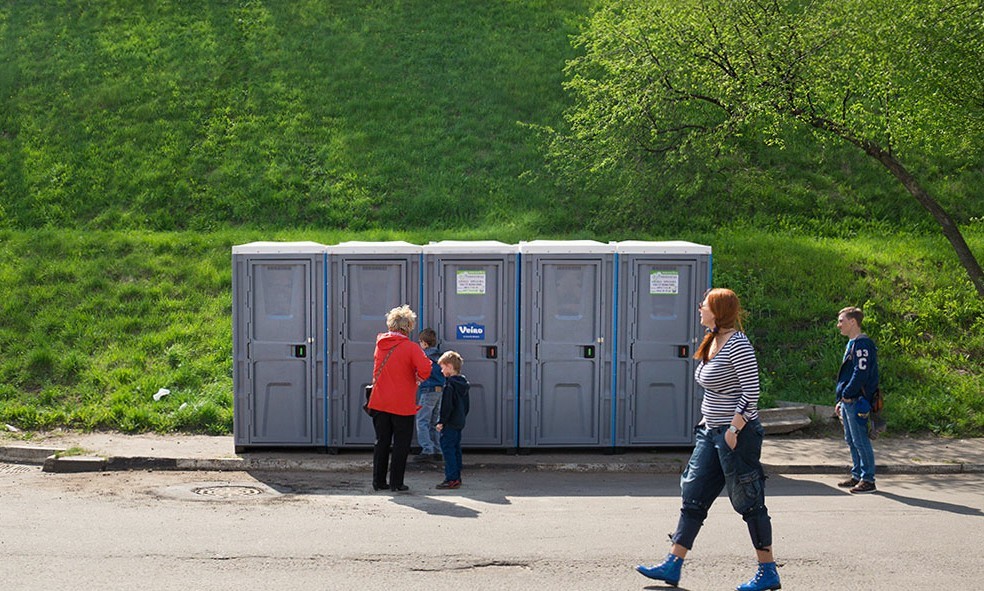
[
  {"x1": 43, "y1": 455, "x2": 107, "y2": 473},
  {"x1": 759, "y1": 406, "x2": 812, "y2": 434},
  {"x1": 0, "y1": 445, "x2": 64, "y2": 465}
]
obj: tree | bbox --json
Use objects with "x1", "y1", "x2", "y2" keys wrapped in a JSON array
[{"x1": 558, "y1": 0, "x2": 984, "y2": 296}]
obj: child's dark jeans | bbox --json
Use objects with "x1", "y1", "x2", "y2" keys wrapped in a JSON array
[{"x1": 440, "y1": 427, "x2": 463, "y2": 482}]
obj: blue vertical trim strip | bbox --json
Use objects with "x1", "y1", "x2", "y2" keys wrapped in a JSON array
[
  {"x1": 514, "y1": 252, "x2": 522, "y2": 450},
  {"x1": 708, "y1": 253, "x2": 713, "y2": 289},
  {"x1": 419, "y1": 253, "x2": 425, "y2": 329},
  {"x1": 323, "y1": 251, "x2": 329, "y2": 450},
  {"x1": 610, "y1": 252, "x2": 619, "y2": 448}
]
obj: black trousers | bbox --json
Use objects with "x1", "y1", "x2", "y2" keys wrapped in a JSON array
[{"x1": 372, "y1": 412, "x2": 415, "y2": 488}]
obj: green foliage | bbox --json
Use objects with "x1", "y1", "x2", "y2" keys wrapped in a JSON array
[
  {"x1": 544, "y1": 0, "x2": 984, "y2": 267},
  {"x1": 557, "y1": 0, "x2": 984, "y2": 163}
]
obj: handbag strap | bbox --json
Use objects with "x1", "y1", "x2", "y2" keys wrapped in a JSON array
[{"x1": 371, "y1": 340, "x2": 403, "y2": 385}]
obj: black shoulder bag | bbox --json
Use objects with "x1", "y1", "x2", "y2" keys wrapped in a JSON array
[{"x1": 363, "y1": 343, "x2": 400, "y2": 417}]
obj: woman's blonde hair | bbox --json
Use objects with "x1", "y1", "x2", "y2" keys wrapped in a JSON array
[
  {"x1": 694, "y1": 288, "x2": 745, "y2": 362},
  {"x1": 385, "y1": 304, "x2": 417, "y2": 336}
]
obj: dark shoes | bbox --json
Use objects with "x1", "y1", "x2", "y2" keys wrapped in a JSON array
[
  {"x1": 850, "y1": 480, "x2": 877, "y2": 494},
  {"x1": 839, "y1": 476, "x2": 876, "y2": 493},
  {"x1": 372, "y1": 483, "x2": 389, "y2": 492},
  {"x1": 436, "y1": 480, "x2": 461, "y2": 489},
  {"x1": 837, "y1": 477, "x2": 860, "y2": 488},
  {"x1": 391, "y1": 484, "x2": 410, "y2": 492}
]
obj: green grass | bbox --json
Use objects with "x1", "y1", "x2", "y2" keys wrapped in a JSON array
[
  {"x1": 701, "y1": 225, "x2": 984, "y2": 436},
  {"x1": 0, "y1": 230, "x2": 237, "y2": 433},
  {"x1": 0, "y1": 226, "x2": 981, "y2": 436},
  {"x1": 0, "y1": 0, "x2": 586, "y2": 231}
]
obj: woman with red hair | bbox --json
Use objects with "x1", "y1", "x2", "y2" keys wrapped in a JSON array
[{"x1": 637, "y1": 288, "x2": 780, "y2": 591}]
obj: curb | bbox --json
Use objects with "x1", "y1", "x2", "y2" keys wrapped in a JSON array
[
  {"x1": 5, "y1": 443, "x2": 984, "y2": 476},
  {"x1": 764, "y1": 463, "x2": 973, "y2": 475},
  {"x1": 18, "y1": 453, "x2": 984, "y2": 476},
  {"x1": 38, "y1": 456, "x2": 691, "y2": 474},
  {"x1": 42, "y1": 455, "x2": 107, "y2": 473},
  {"x1": 0, "y1": 445, "x2": 64, "y2": 464}
]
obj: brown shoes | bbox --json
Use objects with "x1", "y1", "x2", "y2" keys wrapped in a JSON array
[{"x1": 849, "y1": 480, "x2": 877, "y2": 494}]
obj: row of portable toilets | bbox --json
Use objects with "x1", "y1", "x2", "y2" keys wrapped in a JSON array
[{"x1": 232, "y1": 240, "x2": 711, "y2": 452}]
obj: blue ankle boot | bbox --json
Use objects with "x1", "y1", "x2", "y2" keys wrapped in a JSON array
[
  {"x1": 636, "y1": 553, "x2": 683, "y2": 587},
  {"x1": 736, "y1": 561, "x2": 781, "y2": 591}
]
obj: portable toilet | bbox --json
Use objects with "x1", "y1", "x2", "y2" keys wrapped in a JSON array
[
  {"x1": 519, "y1": 240, "x2": 616, "y2": 448},
  {"x1": 232, "y1": 242, "x2": 327, "y2": 452},
  {"x1": 422, "y1": 241, "x2": 519, "y2": 449},
  {"x1": 327, "y1": 241, "x2": 423, "y2": 448},
  {"x1": 614, "y1": 240, "x2": 712, "y2": 446}
]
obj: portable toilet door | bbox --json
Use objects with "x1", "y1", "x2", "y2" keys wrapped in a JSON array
[
  {"x1": 327, "y1": 241, "x2": 422, "y2": 448},
  {"x1": 422, "y1": 241, "x2": 518, "y2": 449},
  {"x1": 232, "y1": 242, "x2": 327, "y2": 451},
  {"x1": 614, "y1": 241, "x2": 712, "y2": 446},
  {"x1": 519, "y1": 240, "x2": 615, "y2": 448}
]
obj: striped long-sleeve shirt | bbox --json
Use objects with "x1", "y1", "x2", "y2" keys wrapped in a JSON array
[{"x1": 695, "y1": 332, "x2": 760, "y2": 427}]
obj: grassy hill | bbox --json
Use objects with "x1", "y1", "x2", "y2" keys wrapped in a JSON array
[
  {"x1": 0, "y1": 1, "x2": 981, "y2": 436},
  {"x1": 1, "y1": 0, "x2": 586, "y2": 231}
]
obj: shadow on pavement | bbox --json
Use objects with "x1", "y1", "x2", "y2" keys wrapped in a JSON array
[
  {"x1": 243, "y1": 470, "x2": 856, "y2": 503},
  {"x1": 388, "y1": 494, "x2": 483, "y2": 518},
  {"x1": 877, "y1": 490, "x2": 984, "y2": 517}
]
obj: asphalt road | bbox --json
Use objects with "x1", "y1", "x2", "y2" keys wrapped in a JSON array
[{"x1": 1, "y1": 464, "x2": 982, "y2": 590}]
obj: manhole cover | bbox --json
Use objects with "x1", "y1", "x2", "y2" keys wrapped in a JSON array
[
  {"x1": 191, "y1": 485, "x2": 266, "y2": 498},
  {"x1": 154, "y1": 482, "x2": 280, "y2": 502},
  {"x1": 0, "y1": 462, "x2": 40, "y2": 474}
]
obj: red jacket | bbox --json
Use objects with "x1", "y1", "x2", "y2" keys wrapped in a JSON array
[{"x1": 368, "y1": 332, "x2": 432, "y2": 416}]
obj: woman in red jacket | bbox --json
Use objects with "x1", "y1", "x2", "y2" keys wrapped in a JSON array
[{"x1": 368, "y1": 305, "x2": 433, "y2": 492}]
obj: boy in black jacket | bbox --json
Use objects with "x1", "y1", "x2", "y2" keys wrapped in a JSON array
[{"x1": 435, "y1": 351, "x2": 470, "y2": 489}]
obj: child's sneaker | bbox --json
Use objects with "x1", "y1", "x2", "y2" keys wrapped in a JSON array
[{"x1": 436, "y1": 480, "x2": 461, "y2": 489}]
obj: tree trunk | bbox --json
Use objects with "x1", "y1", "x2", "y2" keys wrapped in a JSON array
[
  {"x1": 801, "y1": 115, "x2": 984, "y2": 297},
  {"x1": 862, "y1": 146, "x2": 984, "y2": 298}
]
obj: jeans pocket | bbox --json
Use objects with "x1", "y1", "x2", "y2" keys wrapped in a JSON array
[{"x1": 733, "y1": 469, "x2": 764, "y2": 513}]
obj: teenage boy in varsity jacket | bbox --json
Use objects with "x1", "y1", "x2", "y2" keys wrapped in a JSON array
[{"x1": 835, "y1": 306, "x2": 879, "y2": 494}]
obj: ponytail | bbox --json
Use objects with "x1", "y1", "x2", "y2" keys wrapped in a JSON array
[{"x1": 694, "y1": 328, "x2": 717, "y2": 363}]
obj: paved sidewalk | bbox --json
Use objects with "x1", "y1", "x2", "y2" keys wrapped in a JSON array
[{"x1": 2, "y1": 431, "x2": 983, "y2": 475}]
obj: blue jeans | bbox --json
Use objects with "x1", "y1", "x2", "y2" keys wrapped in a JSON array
[
  {"x1": 841, "y1": 400, "x2": 876, "y2": 482},
  {"x1": 672, "y1": 420, "x2": 772, "y2": 551},
  {"x1": 416, "y1": 390, "x2": 442, "y2": 455},
  {"x1": 440, "y1": 427, "x2": 463, "y2": 482}
]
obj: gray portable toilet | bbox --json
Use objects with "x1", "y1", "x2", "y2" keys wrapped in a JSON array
[
  {"x1": 519, "y1": 240, "x2": 616, "y2": 448},
  {"x1": 327, "y1": 241, "x2": 422, "y2": 448},
  {"x1": 422, "y1": 241, "x2": 518, "y2": 449},
  {"x1": 232, "y1": 242, "x2": 327, "y2": 451},
  {"x1": 614, "y1": 241, "x2": 712, "y2": 446}
]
